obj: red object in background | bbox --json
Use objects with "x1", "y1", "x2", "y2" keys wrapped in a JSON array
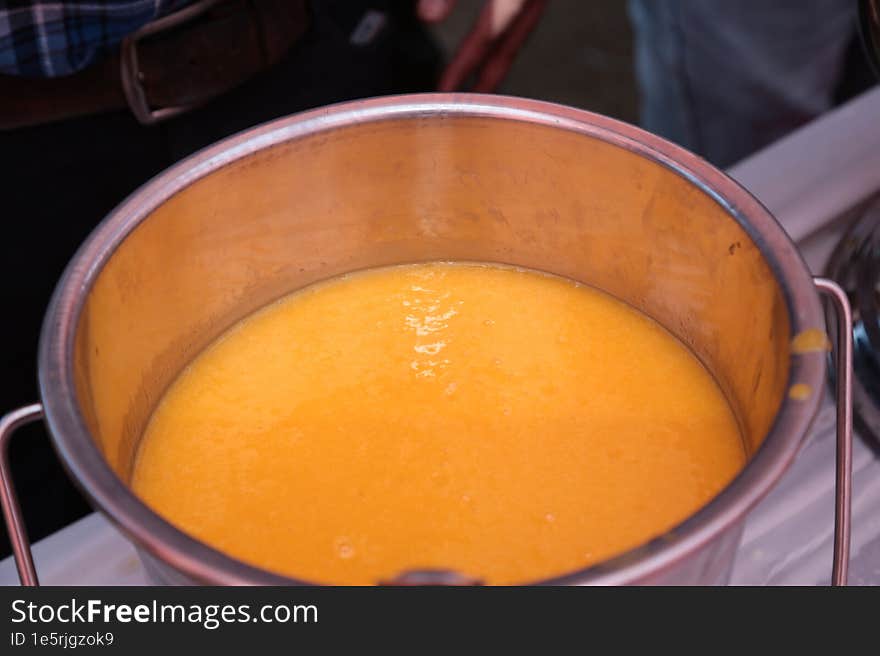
[{"x1": 419, "y1": 0, "x2": 549, "y2": 92}]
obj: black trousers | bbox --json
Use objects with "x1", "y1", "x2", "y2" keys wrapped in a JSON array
[{"x1": 0, "y1": 0, "x2": 441, "y2": 558}]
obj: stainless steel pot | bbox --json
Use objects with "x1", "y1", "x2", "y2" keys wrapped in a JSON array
[{"x1": 0, "y1": 94, "x2": 854, "y2": 586}]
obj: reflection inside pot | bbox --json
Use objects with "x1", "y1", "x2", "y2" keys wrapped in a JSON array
[{"x1": 131, "y1": 261, "x2": 745, "y2": 584}]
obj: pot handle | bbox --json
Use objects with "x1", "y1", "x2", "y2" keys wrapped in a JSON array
[
  {"x1": 0, "y1": 403, "x2": 43, "y2": 586},
  {"x1": 814, "y1": 278, "x2": 853, "y2": 586}
]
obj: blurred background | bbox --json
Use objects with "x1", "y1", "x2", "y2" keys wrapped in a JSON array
[{"x1": 429, "y1": 0, "x2": 637, "y2": 120}]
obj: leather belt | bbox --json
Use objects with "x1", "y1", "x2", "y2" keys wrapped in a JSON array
[{"x1": 0, "y1": 0, "x2": 308, "y2": 130}]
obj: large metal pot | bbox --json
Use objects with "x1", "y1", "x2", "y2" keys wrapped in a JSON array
[{"x1": 0, "y1": 94, "x2": 854, "y2": 586}]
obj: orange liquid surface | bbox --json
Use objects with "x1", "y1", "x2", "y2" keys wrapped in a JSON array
[{"x1": 132, "y1": 262, "x2": 745, "y2": 584}]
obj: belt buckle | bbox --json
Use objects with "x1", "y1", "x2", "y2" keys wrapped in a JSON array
[{"x1": 120, "y1": 0, "x2": 226, "y2": 125}]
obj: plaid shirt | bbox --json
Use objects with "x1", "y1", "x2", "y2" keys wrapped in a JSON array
[{"x1": 0, "y1": 1, "x2": 193, "y2": 77}]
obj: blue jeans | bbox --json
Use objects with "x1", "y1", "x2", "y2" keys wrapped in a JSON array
[{"x1": 628, "y1": 0, "x2": 857, "y2": 166}]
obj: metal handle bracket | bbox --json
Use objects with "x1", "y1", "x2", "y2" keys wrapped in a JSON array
[
  {"x1": 814, "y1": 278, "x2": 853, "y2": 586},
  {"x1": 0, "y1": 403, "x2": 44, "y2": 586}
]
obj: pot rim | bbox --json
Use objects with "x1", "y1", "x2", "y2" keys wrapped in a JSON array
[{"x1": 37, "y1": 93, "x2": 827, "y2": 585}]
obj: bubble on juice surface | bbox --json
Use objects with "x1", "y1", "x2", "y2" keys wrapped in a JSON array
[{"x1": 334, "y1": 538, "x2": 355, "y2": 559}]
